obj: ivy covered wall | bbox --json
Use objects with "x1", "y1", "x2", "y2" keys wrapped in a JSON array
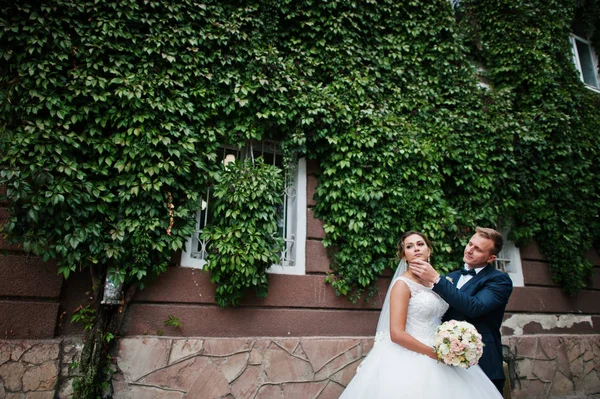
[{"x1": 1, "y1": 0, "x2": 599, "y2": 306}]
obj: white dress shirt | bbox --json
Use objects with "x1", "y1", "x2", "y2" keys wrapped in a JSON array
[{"x1": 456, "y1": 264, "x2": 486, "y2": 289}]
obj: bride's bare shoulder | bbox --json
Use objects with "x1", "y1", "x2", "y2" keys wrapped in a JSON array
[{"x1": 391, "y1": 274, "x2": 411, "y2": 291}]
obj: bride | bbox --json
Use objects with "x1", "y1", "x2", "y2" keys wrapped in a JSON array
[{"x1": 339, "y1": 231, "x2": 503, "y2": 399}]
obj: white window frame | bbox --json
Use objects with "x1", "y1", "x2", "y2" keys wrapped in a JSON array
[
  {"x1": 570, "y1": 33, "x2": 600, "y2": 93},
  {"x1": 180, "y1": 142, "x2": 306, "y2": 275},
  {"x1": 493, "y1": 227, "x2": 524, "y2": 287}
]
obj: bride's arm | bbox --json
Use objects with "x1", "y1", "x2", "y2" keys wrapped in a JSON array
[{"x1": 389, "y1": 281, "x2": 438, "y2": 360}]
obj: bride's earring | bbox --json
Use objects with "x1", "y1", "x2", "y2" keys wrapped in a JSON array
[{"x1": 428, "y1": 256, "x2": 431, "y2": 264}]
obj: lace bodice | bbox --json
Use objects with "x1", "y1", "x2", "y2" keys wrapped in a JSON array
[{"x1": 375, "y1": 276, "x2": 449, "y2": 347}]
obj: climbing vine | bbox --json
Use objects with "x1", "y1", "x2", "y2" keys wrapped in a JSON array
[
  {"x1": 201, "y1": 157, "x2": 284, "y2": 307},
  {"x1": 299, "y1": 0, "x2": 600, "y2": 299},
  {"x1": 453, "y1": 0, "x2": 600, "y2": 294},
  {"x1": 0, "y1": 0, "x2": 598, "y2": 339}
]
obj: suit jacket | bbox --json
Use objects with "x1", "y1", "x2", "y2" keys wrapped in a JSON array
[{"x1": 432, "y1": 264, "x2": 513, "y2": 380}]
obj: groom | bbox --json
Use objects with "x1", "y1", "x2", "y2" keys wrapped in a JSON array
[{"x1": 410, "y1": 227, "x2": 513, "y2": 393}]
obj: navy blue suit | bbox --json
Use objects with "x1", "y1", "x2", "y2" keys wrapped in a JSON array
[{"x1": 432, "y1": 264, "x2": 513, "y2": 381}]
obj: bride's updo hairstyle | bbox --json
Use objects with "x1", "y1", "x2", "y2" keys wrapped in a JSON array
[{"x1": 396, "y1": 231, "x2": 432, "y2": 260}]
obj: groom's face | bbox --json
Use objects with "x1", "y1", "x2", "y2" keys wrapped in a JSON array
[{"x1": 463, "y1": 233, "x2": 497, "y2": 268}]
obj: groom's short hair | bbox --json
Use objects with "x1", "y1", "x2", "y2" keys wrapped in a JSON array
[{"x1": 475, "y1": 227, "x2": 503, "y2": 255}]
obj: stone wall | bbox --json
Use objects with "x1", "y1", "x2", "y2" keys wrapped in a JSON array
[
  {"x1": 2, "y1": 336, "x2": 599, "y2": 398},
  {"x1": 109, "y1": 336, "x2": 600, "y2": 399},
  {"x1": 111, "y1": 337, "x2": 370, "y2": 399},
  {"x1": 505, "y1": 335, "x2": 600, "y2": 398},
  {"x1": 0, "y1": 340, "x2": 62, "y2": 399}
]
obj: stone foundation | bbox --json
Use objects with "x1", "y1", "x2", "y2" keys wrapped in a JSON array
[
  {"x1": 504, "y1": 335, "x2": 600, "y2": 399},
  {"x1": 111, "y1": 336, "x2": 372, "y2": 399},
  {"x1": 0, "y1": 340, "x2": 62, "y2": 399},
  {"x1": 1, "y1": 335, "x2": 599, "y2": 398}
]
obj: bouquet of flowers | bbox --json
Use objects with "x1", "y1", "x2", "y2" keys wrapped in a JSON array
[{"x1": 433, "y1": 320, "x2": 484, "y2": 368}]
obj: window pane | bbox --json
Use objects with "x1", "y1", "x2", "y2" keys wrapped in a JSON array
[{"x1": 575, "y1": 39, "x2": 599, "y2": 88}]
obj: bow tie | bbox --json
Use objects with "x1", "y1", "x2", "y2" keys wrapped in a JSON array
[{"x1": 460, "y1": 268, "x2": 477, "y2": 276}]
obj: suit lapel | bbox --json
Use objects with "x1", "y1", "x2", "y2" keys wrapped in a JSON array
[{"x1": 447, "y1": 270, "x2": 462, "y2": 286}]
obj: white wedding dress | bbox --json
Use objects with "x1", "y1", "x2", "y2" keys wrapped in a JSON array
[{"x1": 339, "y1": 275, "x2": 503, "y2": 399}]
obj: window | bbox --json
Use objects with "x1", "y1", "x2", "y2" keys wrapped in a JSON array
[
  {"x1": 570, "y1": 33, "x2": 600, "y2": 92},
  {"x1": 493, "y1": 228, "x2": 524, "y2": 287},
  {"x1": 180, "y1": 141, "x2": 307, "y2": 275}
]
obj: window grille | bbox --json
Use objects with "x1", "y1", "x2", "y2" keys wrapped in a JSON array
[
  {"x1": 186, "y1": 140, "x2": 297, "y2": 268},
  {"x1": 493, "y1": 252, "x2": 510, "y2": 273}
]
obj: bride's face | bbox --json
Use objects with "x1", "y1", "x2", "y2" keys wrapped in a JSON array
[{"x1": 403, "y1": 234, "x2": 431, "y2": 262}]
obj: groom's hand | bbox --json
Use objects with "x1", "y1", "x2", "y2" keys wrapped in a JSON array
[{"x1": 409, "y1": 259, "x2": 440, "y2": 284}]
